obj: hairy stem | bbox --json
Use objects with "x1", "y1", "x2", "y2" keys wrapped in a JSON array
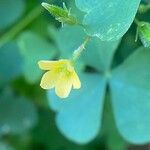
[{"x1": 72, "y1": 36, "x2": 91, "y2": 62}]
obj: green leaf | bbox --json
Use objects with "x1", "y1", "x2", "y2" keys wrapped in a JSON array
[
  {"x1": 47, "y1": 73, "x2": 106, "y2": 144},
  {"x1": 56, "y1": 26, "x2": 120, "y2": 71},
  {"x1": 0, "y1": 0, "x2": 25, "y2": 29},
  {"x1": 0, "y1": 42, "x2": 23, "y2": 84},
  {"x1": 0, "y1": 89, "x2": 38, "y2": 135},
  {"x1": 109, "y1": 47, "x2": 150, "y2": 144},
  {"x1": 17, "y1": 31, "x2": 57, "y2": 83},
  {"x1": 75, "y1": 0, "x2": 141, "y2": 40}
]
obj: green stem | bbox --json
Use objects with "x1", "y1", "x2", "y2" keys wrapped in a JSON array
[
  {"x1": 72, "y1": 36, "x2": 91, "y2": 63},
  {"x1": 135, "y1": 27, "x2": 139, "y2": 42},
  {"x1": 134, "y1": 19, "x2": 141, "y2": 42},
  {"x1": 0, "y1": 6, "x2": 43, "y2": 47}
]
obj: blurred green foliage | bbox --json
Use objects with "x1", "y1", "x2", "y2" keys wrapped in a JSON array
[{"x1": 0, "y1": 0, "x2": 150, "y2": 150}]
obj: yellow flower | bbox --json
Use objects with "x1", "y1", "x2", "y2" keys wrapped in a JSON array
[{"x1": 38, "y1": 59, "x2": 81, "y2": 98}]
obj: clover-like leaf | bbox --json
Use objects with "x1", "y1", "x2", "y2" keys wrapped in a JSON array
[
  {"x1": 109, "y1": 47, "x2": 150, "y2": 144},
  {"x1": 47, "y1": 73, "x2": 106, "y2": 144},
  {"x1": 75, "y1": 0, "x2": 141, "y2": 40}
]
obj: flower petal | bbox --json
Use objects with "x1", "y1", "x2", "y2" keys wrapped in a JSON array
[
  {"x1": 55, "y1": 75, "x2": 72, "y2": 98},
  {"x1": 38, "y1": 60, "x2": 60, "y2": 70},
  {"x1": 40, "y1": 71, "x2": 57, "y2": 89},
  {"x1": 38, "y1": 59, "x2": 70, "y2": 70},
  {"x1": 72, "y1": 71, "x2": 81, "y2": 89}
]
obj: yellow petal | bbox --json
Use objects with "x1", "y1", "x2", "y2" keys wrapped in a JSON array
[
  {"x1": 72, "y1": 71, "x2": 81, "y2": 89},
  {"x1": 38, "y1": 60, "x2": 60, "y2": 70},
  {"x1": 55, "y1": 75, "x2": 72, "y2": 98},
  {"x1": 40, "y1": 71, "x2": 57, "y2": 89},
  {"x1": 38, "y1": 60, "x2": 70, "y2": 70}
]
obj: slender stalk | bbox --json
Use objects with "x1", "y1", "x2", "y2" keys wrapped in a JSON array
[
  {"x1": 72, "y1": 36, "x2": 91, "y2": 62},
  {"x1": 0, "y1": 6, "x2": 43, "y2": 47},
  {"x1": 135, "y1": 27, "x2": 139, "y2": 42}
]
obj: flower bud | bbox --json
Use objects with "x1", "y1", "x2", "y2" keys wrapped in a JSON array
[
  {"x1": 41, "y1": 2, "x2": 78, "y2": 25},
  {"x1": 138, "y1": 22, "x2": 150, "y2": 48}
]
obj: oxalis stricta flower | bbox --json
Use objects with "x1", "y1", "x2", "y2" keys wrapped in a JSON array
[{"x1": 38, "y1": 59, "x2": 81, "y2": 98}]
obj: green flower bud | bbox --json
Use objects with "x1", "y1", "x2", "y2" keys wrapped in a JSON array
[
  {"x1": 41, "y1": 2, "x2": 78, "y2": 25},
  {"x1": 138, "y1": 22, "x2": 150, "y2": 48}
]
